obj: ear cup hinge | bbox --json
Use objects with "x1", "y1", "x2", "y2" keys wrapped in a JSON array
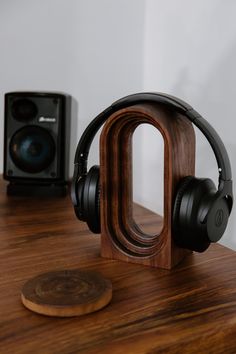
[{"x1": 217, "y1": 179, "x2": 233, "y2": 214}]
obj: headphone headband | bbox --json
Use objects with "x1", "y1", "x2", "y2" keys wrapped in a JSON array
[{"x1": 74, "y1": 92, "x2": 232, "y2": 183}]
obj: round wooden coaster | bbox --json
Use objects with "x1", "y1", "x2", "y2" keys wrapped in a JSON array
[{"x1": 21, "y1": 269, "x2": 112, "y2": 317}]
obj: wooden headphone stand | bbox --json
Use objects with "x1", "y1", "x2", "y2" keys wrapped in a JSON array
[{"x1": 100, "y1": 103, "x2": 195, "y2": 269}]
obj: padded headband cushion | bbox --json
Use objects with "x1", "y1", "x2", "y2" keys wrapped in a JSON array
[{"x1": 74, "y1": 92, "x2": 232, "y2": 183}]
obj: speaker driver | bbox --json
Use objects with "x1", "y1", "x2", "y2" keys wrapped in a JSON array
[
  {"x1": 11, "y1": 98, "x2": 38, "y2": 122},
  {"x1": 9, "y1": 126, "x2": 56, "y2": 173}
]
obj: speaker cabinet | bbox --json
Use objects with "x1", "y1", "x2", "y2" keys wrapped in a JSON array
[{"x1": 3, "y1": 92, "x2": 71, "y2": 196}]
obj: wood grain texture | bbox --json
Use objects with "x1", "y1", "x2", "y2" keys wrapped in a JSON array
[
  {"x1": 0, "y1": 177, "x2": 236, "y2": 353},
  {"x1": 100, "y1": 103, "x2": 195, "y2": 269},
  {"x1": 21, "y1": 269, "x2": 112, "y2": 317}
]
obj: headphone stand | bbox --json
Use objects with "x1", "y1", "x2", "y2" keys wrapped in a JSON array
[{"x1": 100, "y1": 103, "x2": 195, "y2": 269}]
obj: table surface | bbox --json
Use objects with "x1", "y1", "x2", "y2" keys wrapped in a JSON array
[{"x1": 0, "y1": 178, "x2": 236, "y2": 354}]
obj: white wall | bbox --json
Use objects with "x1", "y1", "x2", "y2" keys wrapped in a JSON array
[
  {"x1": 0, "y1": 0, "x2": 145, "y2": 175},
  {"x1": 140, "y1": 0, "x2": 236, "y2": 249}
]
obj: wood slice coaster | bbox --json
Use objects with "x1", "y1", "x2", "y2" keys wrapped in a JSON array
[{"x1": 21, "y1": 269, "x2": 112, "y2": 317}]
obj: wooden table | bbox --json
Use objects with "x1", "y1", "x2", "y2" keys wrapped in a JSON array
[{"x1": 0, "y1": 178, "x2": 236, "y2": 354}]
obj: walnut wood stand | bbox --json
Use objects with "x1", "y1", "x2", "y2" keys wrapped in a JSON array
[{"x1": 100, "y1": 103, "x2": 195, "y2": 269}]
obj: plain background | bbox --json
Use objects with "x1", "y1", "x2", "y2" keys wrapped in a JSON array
[{"x1": 0, "y1": 0, "x2": 235, "y2": 250}]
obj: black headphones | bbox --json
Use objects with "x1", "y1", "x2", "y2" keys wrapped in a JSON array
[{"x1": 71, "y1": 92, "x2": 233, "y2": 252}]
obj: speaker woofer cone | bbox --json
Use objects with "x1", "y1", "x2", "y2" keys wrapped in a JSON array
[
  {"x1": 9, "y1": 126, "x2": 56, "y2": 174},
  {"x1": 11, "y1": 98, "x2": 38, "y2": 122}
]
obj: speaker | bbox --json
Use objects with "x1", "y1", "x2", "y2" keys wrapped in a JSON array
[{"x1": 3, "y1": 91, "x2": 71, "y2": 196}]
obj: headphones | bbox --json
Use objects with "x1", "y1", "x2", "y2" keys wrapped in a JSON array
[{"x1": 71, "y1": 92, "x2": 233, "y2": 252}]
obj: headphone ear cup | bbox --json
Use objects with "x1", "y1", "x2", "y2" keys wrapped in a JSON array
[
  {"x1": 172, "y1": 176, "x2": 194, "y2": 227},
  {"x1": 83, "y1": 165, "x2": 101, "y2": 234},
  {"x1": 173, "y1": 177, "x2": 218, "y2": 252},
  {"x1": 73, "y1": 175, "x2": 86, "y2": 221},
  {"x1": 204, "y1": 195, "x2": 229, "y2": 244}
]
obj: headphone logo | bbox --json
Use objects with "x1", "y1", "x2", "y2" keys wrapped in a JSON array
[{"x1": 215, "y1": 209, "x2": 224, "y2": 227}]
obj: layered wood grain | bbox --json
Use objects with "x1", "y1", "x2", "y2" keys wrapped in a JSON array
[
  {"x1": 100, "y1": 103, "x2": 195, "y2": 269},
  {"x1": 0, "y1": 178, "x2": 236, "y2": 353}
]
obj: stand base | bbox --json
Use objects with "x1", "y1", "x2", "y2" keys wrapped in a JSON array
[{"x1": 7, "y1": 182, "x2": 68, "y2": 197}]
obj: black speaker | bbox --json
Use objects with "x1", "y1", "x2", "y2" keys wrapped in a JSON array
[{"x1": 3, "y1": 91, "x2": 71, "y2": 196}]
